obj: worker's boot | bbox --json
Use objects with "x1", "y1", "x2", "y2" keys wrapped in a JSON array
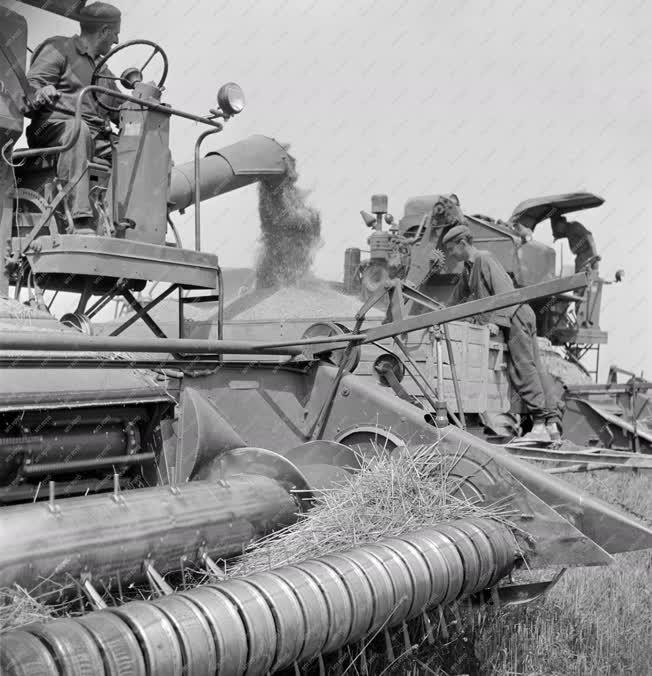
[{"x1": 521, "y1": 420, "x2": 551, "y2": 442}]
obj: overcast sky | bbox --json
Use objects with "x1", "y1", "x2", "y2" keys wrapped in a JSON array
[{"x1": 7, "y1": 0, "x2": 652, "y2": 377}]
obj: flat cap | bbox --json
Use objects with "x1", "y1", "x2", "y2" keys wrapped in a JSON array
[
  {"x1": 442, "y1": 224, "x2": 471, "y2": 245},
  {"x1": 78, "y1": 2, "x2": 121, "y2": 26}
]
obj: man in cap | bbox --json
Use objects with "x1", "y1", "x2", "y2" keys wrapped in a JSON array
[
  {"x1": 24, "y1": 2, "x2": 122, "y2": 233},
  {"x1": 442, "y1": 223, "x2": 562, "y2": 441}
]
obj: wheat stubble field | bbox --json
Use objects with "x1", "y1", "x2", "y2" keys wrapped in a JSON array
[{"x1": 402, "y1": 472, "x2": 652, "y2": 676}]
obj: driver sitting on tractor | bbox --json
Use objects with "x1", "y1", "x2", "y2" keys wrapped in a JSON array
[{"x1": 24, "y1": 2, "x2": 121, "y2": 234}]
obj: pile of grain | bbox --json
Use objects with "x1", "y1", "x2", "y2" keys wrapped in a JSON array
[
  {"x1": 228, "y1": 278, "x2": 384, "y2": 321},
  {"x1": 256, "y1": 148, "x2": 322, "y2": 288},
  {"x1": 538, "y1": 338, "x2": 592, "y2": 385},
  {"x1": 226, "y1": 444, "x2": 512, "y2": 577}
]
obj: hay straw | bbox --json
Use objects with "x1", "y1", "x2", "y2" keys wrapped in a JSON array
[
  {"x1": 226, "y1": 444, "x2": 513, "y2": 577},
  {"x1": 0, "y1": 587, "x2": 56, "y2": 633}
]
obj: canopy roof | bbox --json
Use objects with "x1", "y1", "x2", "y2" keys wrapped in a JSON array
[{"x1": 510, "y1": 192, "x2": 604, "y2": 230}]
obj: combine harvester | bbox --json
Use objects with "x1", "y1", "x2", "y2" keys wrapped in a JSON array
[
  {"x1": 215, "y1": 194, "x2": 652, "y2": 467},
  {"x1": 0, "y1": 2, "x2": 651, "y2": 674}
]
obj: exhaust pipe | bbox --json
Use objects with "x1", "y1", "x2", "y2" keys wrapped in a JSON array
[{"x1": 168, "y1": 134, "x2": 290, "y2": 212}]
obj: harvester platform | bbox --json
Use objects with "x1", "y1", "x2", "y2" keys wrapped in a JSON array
[{"x1": 16, "y1": 235, "x2": 220, "y2": 291}]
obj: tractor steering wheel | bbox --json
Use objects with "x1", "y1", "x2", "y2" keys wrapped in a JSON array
[{"x1": 91, "y1": 39, "x2": 169, "y2": 113}]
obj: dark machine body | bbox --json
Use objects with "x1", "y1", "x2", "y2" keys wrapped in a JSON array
[
  {"x1": 329, "y1": 192, "x2": 650, "y2": 451},
  {"x1": 0, "y1": 2, "x2": 651, "y2": 673}
]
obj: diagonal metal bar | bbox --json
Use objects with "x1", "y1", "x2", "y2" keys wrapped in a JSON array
[
  {"x1": 109, "y1": 284, "x2": 179, "y2": 337},
  {"x1": 363, "y1": 273, "x2": 589, "y2": 343}
]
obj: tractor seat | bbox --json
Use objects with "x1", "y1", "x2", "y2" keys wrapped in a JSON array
[
  {"x1": 13, "y1": 151, "x2": 59, "y2": 174},
  {"x1": 13, "y1": 152, "x2": 111, "y2": 180}
]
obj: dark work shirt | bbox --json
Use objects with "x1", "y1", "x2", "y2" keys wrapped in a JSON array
[
  {"x1": 448, "y1": 250, "x2": 522, "y2": 327},
  {"x1": 564, "y1": 221, "x2": 598, "y2": 271},
  {"x1": 26, "y1": 35, "x2": 119, "y2": 126}
]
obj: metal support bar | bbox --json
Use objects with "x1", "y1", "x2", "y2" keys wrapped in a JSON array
[
  {"x1": 201, "y1": 551, "x2": 226, "y2": 580},
  {"x1": 81, "y1": 576, "x2": 108, "y2": 610},
  {"x1": 194, "y1": 128, "x2": 221, "y2": 251},
  {"x1": 13, "y1": 85, "x2": 224, "y2": 160},
  {"x1": 16, "y1": 167, "x2": 88, "y2": 256},
  {"x1": 363, "y1": 273, "x2": 589, "y2": 343},
  {"x1": 310, "y1": 318, "x2": 366, "y2": 440},
  {"x1": 22, "y1": 452, "x2": 156, "y2": 477},
  {"x1": 144, "y1": 561, "x2": 173, "y2": 596},
  {"x1": 109, "y1": 284, "x2": 179, "y2": 337},
  {"x1": 309, "y1": 308, "x2": 371, "y2": 440},
  {"x1": 443, "y1": 325, "x2": 466, "y2": 428},
  {"x1": 393, "y1": 336, "x2": 464, "y2": 428},
  {"x1": 545, "y1": 463, "x2": 617, "y2": 474}
]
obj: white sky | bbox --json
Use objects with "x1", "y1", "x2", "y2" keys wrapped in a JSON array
[{"x1": 7, "y1": 0, "x2": 652, "y2": 378}]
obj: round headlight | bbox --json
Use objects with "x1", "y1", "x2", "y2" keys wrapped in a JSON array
[{"x1": 217, "y1": 82, "x2": 245, "y2": 116}]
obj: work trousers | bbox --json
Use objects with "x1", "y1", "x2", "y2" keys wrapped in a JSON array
[
  {"x1": 505, "y1": 306, "x2": 562, "y2": 425},
  {"x1": 26, "y1": 118, "x2": 112, "y2": 220}
]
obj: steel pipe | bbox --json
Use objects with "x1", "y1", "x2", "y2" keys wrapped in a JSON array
[
  {"x1": 0, "y1": 331, "x2": 365, "y2": 356},
  {"x1": 168, "y1": 135, "x2": 289, "y2": 213},
  {"x1": 0, "y1": 519, "x2": 517, "y2": 675},
  {"x1": 0, "y1": 476, "x2": 299, "y2": 598}
]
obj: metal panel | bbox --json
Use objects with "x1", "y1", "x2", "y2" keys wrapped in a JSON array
[{"x1": 21, "y1": 235, "x2": 219, "y2": 289}]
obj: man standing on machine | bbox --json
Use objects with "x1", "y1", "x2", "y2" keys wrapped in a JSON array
[
  {"x1": 442, "y1": 224, "x2": 563, "y2": 441},
  {"x1": 24, "y1": 2, "x2": 121, "y2": 233}
]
